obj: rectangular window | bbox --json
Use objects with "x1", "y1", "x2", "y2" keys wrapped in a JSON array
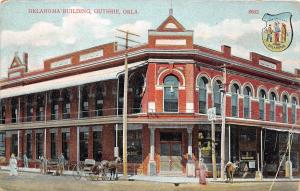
[
  {"x1": 63, "y1": 103, "x2": 71, "y2": 119},
  {"x1": 214, "y1": 91, "x2": 221, "y2": 115},
  {"x1": 62, "y1": 132, "x2": 70, "y2": 160},
  {"x1": 93, "y1": 131, "x2": 102, "y2": 162},
  {"x1": 164, "y1": 87, "x2": 178, "y2": 112},
  {"x1": 79, "y1": 131, "x2": 89, "y2": 161},
  {"x1": 11, "y1": 108, "x2": 17, "y2": 123},
  {"x1": 26, "y1": 134, "x2": 32, "y2": 159},
  {"x1": 50, "y1": 133, "x2": 56, "y2": 159},
  {"x1": 37, "y1": 107, "x2": 44, "y2": 121},
  {"x1": 283, "y1": 103, "x2": 288, "y2": 123},
  {"x1": 259, "y1": 99, "x2": 265, "y2": 120},
  {"x1": 27, "y1": 107, "x2": 33, "y2": 122},
  {"x1": 118, "y1": 130, "x2": 142, "y2": 163},
  {"x1": 0, "y1": 106, "x2": 5, "y2": 124},
  {"x1": 36, "y1": 133, "x2": 44, "y2": 158},
  {"x1": 231, "y1": 94, "x2": 238, "y2": 117},
  {"x1": 95, "y1": 100, "x2": 103, "y2": 116},
  {"x1": 244, "y1": 96, "x2": 250, "y2": 119},
  {"x1": 0, "y1": 133, "x2": 5, "y2": 157},
  {"x1": 270, "y1": 100, "x2": 275, "y2": 122},
  {"x1": 11, "y1": 134, "x2": 18, "y2": 156},
  {"x1": 199, "y1": 89, "x2": 207, "y2": 114},
  {"x1": 51, "y1": 104, "x2": 59, "y2": 120}
]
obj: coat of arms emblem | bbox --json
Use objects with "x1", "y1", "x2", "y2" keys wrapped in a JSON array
[{"x1": 262, "y1": 12, "x2": 293, "y2": 52}]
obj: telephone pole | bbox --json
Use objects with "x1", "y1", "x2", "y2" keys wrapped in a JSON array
[
  {"x1": 220, "y1": 64, "x2": 227, "y2": 180},
  {"x1": 116, "y1": 29, "x2": 139, "y2": 179}
]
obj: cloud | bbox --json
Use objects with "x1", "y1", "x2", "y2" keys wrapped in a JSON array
[
  {"x1": 116, "y1": 20, "x2": 152, "y2": 41},
  {"x1": 194, "y1": 19, "x2": 264, "y2": 40},
  {"x1": 1, "y1": 7, "x2": 111, "y2": 48}
]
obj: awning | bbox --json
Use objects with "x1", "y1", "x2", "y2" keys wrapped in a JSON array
[
  {"x1": 0, "y1": 61, "x2": 147, "y2": 99},
  {"x1": 263, "y1": 126, "x2": 300, "y2": 134}
]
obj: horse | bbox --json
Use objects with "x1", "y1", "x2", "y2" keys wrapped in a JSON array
[
  {"x1": 100, "y1": 157, "x2": 122, "y2": 180},
  {"x1": 225, "y1": 161, "x2": 239, "y2": 183}
]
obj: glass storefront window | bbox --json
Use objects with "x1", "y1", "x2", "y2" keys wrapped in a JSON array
[
  {"x1": 36, "y1": 132, "x2": 43, "y2": 158},
  {"x1": 11, "y1": 134, "x2": 18, "y2": 156},
  {"x1": 93, "y1": 131, "x2": 102, "y2": 161},
  {"x1": 118, "y1": 130, "x2": 142, "y2": 163},
  {"x1": 50, "y1": 133, "x2": 56, "y2": 159},
  {"x1": 26, "y1": 133, "x2": 32, "y2": 159},
  {"x1": 62, "y1": 132, "x2": 70, "y2": 160},
  {"x1": 80, "y1": 131, "x2": 88, "y2": 161}
]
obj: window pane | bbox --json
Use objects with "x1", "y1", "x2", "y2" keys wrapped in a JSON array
[
  {"x1": 51, "y1": 133, "x2": 56, "y2": 159},
  {"x1": 93, "y1": 131, "x2": 102, "y2": 162},
  {"x1": 0, "y1": 133, "x2": 5, "y2": 157},
  {"x1": 80, "y1": 132, "x2": 89, "y2": 161},
  {"x1": 62, "y1": 132, "x2": 70, "y2": 160},
  {"x1": 36, "y1": 133, "x2": 44, "y2": 158},
  {"x1": 26, "y1": 134, "x2": 32, "y2": 159}
]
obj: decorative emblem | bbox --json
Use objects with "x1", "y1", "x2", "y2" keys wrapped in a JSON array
[{"x1": 262, "y1": 12, "x2": 293, "y2": 52}]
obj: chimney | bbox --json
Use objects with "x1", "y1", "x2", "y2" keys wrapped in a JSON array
[
  {"x1": 23, "y1": 52, "x2": 28, "y2": 65},
  {"x1": 221, "y1": 45, "x2": 231, "y2": 58}
]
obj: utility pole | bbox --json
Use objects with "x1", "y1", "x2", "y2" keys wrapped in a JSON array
[
  {"x1": 220, "y1": 64, "x2": 227, "y2": 180},
  {"x1": 116, "y1": 29, "x2": 139, "y2": 179}
]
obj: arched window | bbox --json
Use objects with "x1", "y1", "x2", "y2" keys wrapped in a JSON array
[
  {"x1": 269, "y1": 92, "x2": 277, "y2": 122},
  {"x1": 198, "y1": 77, "x2": 208, "y2": 114},
  {"x1": 51, "y1": 91, "x2": 60, "y2": 120},
  {"x1": 95, "y1": 83, "x2": 104, "y2": 116},
  {"x1": 0, "y1": 100, "x2": 5, "y2": 124},
  {"x1": 259, "y1": 89, "x2": 266, "y2": 120},
  {"x1": 292, "y1": 97, "x2": 297, "y2": 124},
  {"x1": 282, "y1": 94, "x2": 289, "y2": 123},
  {"x1": 231, "y1": 84, "x2": 240, "y2": 117},
  {"x1": 81, "y1": 86, "x2": 89, "y2": 118},
  {"x1": 213, "y1": 80, "x2": 222, "y2": 115},
  {"x1": 132, "y1": 74, "x2": 144, "y2": 114},
  {"x1": 164, "y1": 75, "x2": 179, "y2": 112},
  {"x1": 62, "y1": 89, "x2": 71, "y2": 119},
  {"x1": 243, "y1": 86, "x2": 252, "y2": 119}
]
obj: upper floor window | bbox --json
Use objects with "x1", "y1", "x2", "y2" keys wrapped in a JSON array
[
  {"x1": 259, "y1": 89, "x2": 266, "y2": 120},
  {"x1": 62, "y1": 89, "x2": 71, "y2": 119},
  {"x1": 292, "y1": 97, "x2": 297, "y2": 124},
  {"x1": 51, "y1": 91, "x2": 60, "y2": 120},
  {"x1": 131, "y1": 74, "x2": 144, "y2": 114},
  {"x1": 269, "y1": 92, "x2": 277, "y2": 122},
  {"x1": 243, "y1": 86, "x2": 252, "y2": 119},
  {"x1": 292, "y1": 97, "x2": 297, "y2": 123},
  {"x1": 231, "y1": 84, "x2": 240, "y2": 117},
  {"x1": 164, "y1": 75, "x2": 179, "y2": 112},
  {"x1": 198, "y1": 77, "x2": 208, "y2": 114},
  {"x1": 36, "y1": 94, "x2": 45, "y2": 121},
  {"x1": 81, "y1": 86, "x2": 89, "y2": 118},
  {"x1": 213, "y1": 80, "x2": 222, "y2": 115},
  {"x1": 95, "y1": 83, "x2": 104, "y2": 116},
  {"x1": 0, "y1": 101, "x2": 5, "y2": 124},
  {"x1": 11, "y1": 98, "x2": 18, "y2": 123},
  {"x1": 26, "y1": 95, "x2": 33, "y2": 122},
  {"x1": 282, "y1": 95, "x2": 289, "y2": 123}
]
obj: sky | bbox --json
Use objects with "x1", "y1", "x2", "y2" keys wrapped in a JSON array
[{"x1": 0, "y1": 0, "x2": 300, "y2": 78}]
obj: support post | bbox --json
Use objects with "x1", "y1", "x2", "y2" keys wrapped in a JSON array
[
  {"x1": 211, "y1": 120, "x2": 217, "y2": 179},
  {"x1": 285, "y1": 131, "x2": 292, "y2": 178},
  {"x1": 228, "y1": 124, "x2": 231, "y2": 162},
  {"x1": 148, "y1": 128, "x2": 156, "y2": 176},
  {"x1": 44, "y1": 128, "x2": 47, "y2": 157},
  {"x1": 17, "y1": 130, "x2": 20, "y2": 158},
  {"x1": 186, "y1": 127, "x2": 195, "y2": 177},
  {"x1": 77, "y1": 86, "x2": 81, "y2": 168}
]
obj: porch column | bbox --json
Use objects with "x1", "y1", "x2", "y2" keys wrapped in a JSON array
[
  {"x1": 148, "y1": 127, "x2": 156, "y2": 176},
  {"x1": 17, "y1": 130, "x2": 20, "y2": 158},
  {"x1": 186, "y1": 127, "x2": 195, "y2": 177}
]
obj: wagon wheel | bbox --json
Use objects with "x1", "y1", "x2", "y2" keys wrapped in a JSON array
[
  {"x1": 72, "y1": 164, "x2": 83, "y2": 180},
  {"x1": 101, "y1": 168, "x2": 110, "y2": 181}
]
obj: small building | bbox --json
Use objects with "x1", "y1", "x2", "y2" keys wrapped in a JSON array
[{"x1": 0, "y1": 11, "x2": 299, "y2": 178}]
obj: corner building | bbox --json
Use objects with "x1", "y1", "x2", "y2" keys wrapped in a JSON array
[{"x1": 0, "y1": 13, "x2": 300, "y2": 178}]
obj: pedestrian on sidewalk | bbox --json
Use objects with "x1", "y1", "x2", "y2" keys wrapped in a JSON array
[
  {"x1": 9, "y1": 153, "x2": 18, "y2": 176},
  {"x1": 23, "y1": 153, "x2": 28, "y2": 168},
  {"x1": 57, "y1": 153, "x2": 65, "y2": 176},
  {"x1": 199, "y1": 158, "x2": 207, "y2": 185}
]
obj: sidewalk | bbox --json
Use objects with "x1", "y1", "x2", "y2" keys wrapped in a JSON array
[{"x1": 1, "y1": 166, "x2": 299, "y2": 184}]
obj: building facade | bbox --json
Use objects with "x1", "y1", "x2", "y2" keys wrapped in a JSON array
[{"x1": 0, "y1": 13, "x2": 300, "y2": 178}]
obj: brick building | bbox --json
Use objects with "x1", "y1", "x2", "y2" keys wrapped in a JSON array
[{"x1": 0, "y1": 12, "x2": 300, "y2": 178}]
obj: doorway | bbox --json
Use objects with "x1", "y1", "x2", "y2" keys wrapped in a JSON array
[{"x1": 160, "y1": 132, "x2": 182, "y2": 172}]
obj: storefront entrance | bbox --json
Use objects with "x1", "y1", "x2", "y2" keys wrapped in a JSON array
[{"x1": 160, "y1": 132, "x2": 182, "y2": 172}]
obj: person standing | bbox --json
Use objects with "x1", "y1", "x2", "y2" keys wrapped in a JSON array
[
  {"x1": 199, "y1": 158, "x2": 207, "y2": 185},
  {"x1": 23, "y1": 153, "x2": 29, "y2": 168},
  {"x1": 274, "y1": 22, "x2": 281, "y2": 44},
  {"x1": 57, "y1": 153, "x2": 65, "y2": 176},
  {"x1": 9, "y1": 154, "x2": 18, "y2": 176}
]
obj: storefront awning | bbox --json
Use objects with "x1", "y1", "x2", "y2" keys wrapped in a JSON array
[
  {"x1": 0, "y1": 61, "x2": 147, "y2": 99},
  {"x1": 263, "y1": 126, "x2": 300, "y2": 134}
]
